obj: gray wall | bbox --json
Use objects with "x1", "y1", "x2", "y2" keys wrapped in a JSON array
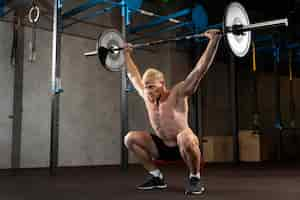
[
  {"x1": 59, "y1": 34, "x2": 122, "y2": 166},
  {"x1": 0, "y1": 22, "x2": 13, "y2": 168},
  {"x1": 21, "y1": 27, "x2": 51, "y2": 168}
]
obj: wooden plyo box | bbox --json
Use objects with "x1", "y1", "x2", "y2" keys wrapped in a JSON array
[
  {"x1": 202, "y1": 136, "x2": 233, "y2": 162},
  {"x1": 239, "y1": 130, "x2": 276, "y2": 162}
]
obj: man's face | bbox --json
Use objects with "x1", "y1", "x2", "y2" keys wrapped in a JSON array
[{"x1": 144, "y1": 79, "x2": 164, "y2": 102}]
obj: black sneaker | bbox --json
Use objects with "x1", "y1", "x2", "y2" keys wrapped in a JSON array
[
  {"x1": 185, "y1": 177, "x2": 206, "y2": 195},
  {"x1": 137, "y1": 175, "x2": 167, "y2": 190}
]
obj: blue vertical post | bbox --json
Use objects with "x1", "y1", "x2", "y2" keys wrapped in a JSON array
[
  {"x1": 272, "y1": 36, "x2": 282, "y2": 161},
  {"x1": 273, "y1": 44, "x2": 281, "y2": 129},
  {"x1": 121, "y1": 0, "x2": 129, "y2": 170},
  {"x1": 50, "y1": 0, "x2": 63, "y2": 175}
]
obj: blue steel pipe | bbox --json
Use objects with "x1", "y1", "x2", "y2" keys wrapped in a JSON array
[
  {"x1": 0, "y1": 0, "x2": 5, "y2": 17},
  {"x1": 63, "y1": 5, "x2": 118, "y2": 28},
  {"x1": 129, "y1": 8, "x2": 191, "y2": 33},
  {"x1": 62, "y1": 0, "x2": 122, "y2": 19},
  {"x1": 129, "y1": 22, "x2": 192, "y2": 42}
]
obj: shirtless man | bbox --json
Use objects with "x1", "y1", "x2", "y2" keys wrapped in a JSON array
[{"x1": 124, "y1": 29, "x2": 221, "y2": 195}]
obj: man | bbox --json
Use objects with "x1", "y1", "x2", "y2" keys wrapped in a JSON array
[{"x1": 124, "y1": 29, "x2": 221, "y2": 195}]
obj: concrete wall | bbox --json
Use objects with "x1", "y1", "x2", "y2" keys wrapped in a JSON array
[
  {"x1": 21, "y1": 27, "x2": 51, "y2": 168},
  {"x1": 58, "y1": 34, "x2": 122, "y2": 166},
  {"x1": 0, "y1": 22, "x2": 13, "y2": 168}
]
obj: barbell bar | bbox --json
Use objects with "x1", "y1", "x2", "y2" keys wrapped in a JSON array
[
  {"x1": 84, "y1": 32, "x2": 205, "y2": 56},
  {"x1": 226, "y1": 18, "x2": 288, "y2": 34}
]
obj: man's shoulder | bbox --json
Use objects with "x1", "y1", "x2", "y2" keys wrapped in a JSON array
[
  {"x1": 170, "y1": 81, "x2": 185, "y2": 96},
  {"x1": 171, "y1": 81, "x2": 184, "y2": 91}
]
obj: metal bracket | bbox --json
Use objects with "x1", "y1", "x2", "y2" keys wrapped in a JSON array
[{"x1": 53, "y1": 78, "x2": 64, "y2": 94}]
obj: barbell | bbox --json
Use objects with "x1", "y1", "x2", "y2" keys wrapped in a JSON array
[{"x1": 84, "y1": 2, "x2": 289, "y2": 72}]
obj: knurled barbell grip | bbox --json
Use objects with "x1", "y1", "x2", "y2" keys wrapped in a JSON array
[
  {"x1": 111, "y1": 32, "x2": 207, "y2": 51},
  {"x1": 131, "y1": 33, "x2": 206, "y2": 49}
]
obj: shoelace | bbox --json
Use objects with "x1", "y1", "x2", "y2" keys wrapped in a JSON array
[
  {"x1": 145, "y1": 174, "x2": 156, "y2": 182},
  {"x1": 190, "y1": 177, "x2": 200, "y2": 186}
]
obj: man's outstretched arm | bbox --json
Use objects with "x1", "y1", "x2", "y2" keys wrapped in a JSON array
[
  {"x1": 124, "y1": 47, "x2": 144, "y2": 98},
  {"x1": 179, "y1": 29, "x2": 222, "y2": 96}
]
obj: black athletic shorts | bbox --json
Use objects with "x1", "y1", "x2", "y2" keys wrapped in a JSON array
[{"x1": 150, "y1": 134, "x2": 182, "y2": 161}]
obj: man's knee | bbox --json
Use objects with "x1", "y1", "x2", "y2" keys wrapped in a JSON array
[
  {"x1": 124, "y1": 131, "x2": 146, "y2": 149},
  {"x1": 183, "y1": 141, "x2": 198, "y2": 155},
  {"x1": 177, "y1": 133, "x2": 199, "y2": 154},
  {"x1": 124, "y1": 131, "x2": 136, "y2": 148}
]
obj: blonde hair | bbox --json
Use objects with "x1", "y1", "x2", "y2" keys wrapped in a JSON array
[{"x1": 142, "y1": 68, "x2": 165, "y2": 83}]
